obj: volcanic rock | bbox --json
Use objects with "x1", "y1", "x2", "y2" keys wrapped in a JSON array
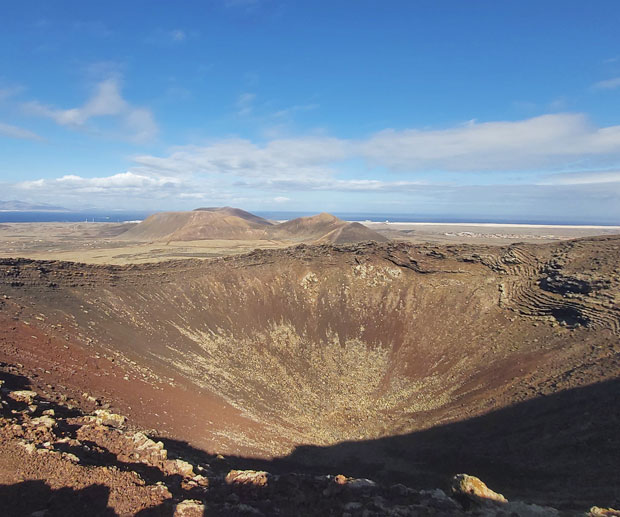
[
  {"x1": 92, "y1": 409, "x2": 126, "y2": 428},
  {"x1": 173, "y1": 499, "x2": 206, "y2": 517},
  {"x1": 452, "y1": 473, "x2": 507, "y2": 508},
  {"x1": 7, "y1": 390, "x2": 37, "y2": 404},
  {"x1": 225, "y1": 469, "x2": 270, "y2": 488}
]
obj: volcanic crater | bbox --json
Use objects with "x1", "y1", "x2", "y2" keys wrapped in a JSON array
[{"x1": 1, "y1": 236, "x2": 619, "y2": 509}]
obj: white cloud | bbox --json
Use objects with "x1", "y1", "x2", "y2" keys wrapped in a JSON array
[
  {"x1": 273, "y1": 196, "x2": 290, "y2": 202},
  {"x1": 593, "y1": 77, "x2": 620, "y2": 90},
  {"x1": 22, "y1": 78, "x2": 158, "y2": 143},
  {"x1": 0, "y1": 121, "x2": 42, "y2": 141},
  {"x1": 361, "y1": 114, "x2": 620, "y2": 171},
  {"x1": 18, "y1": 172, "x2": 180, "y2": 194},
  {"x1": 129, "y1": 113, "x2": 620, "y2": 182}
]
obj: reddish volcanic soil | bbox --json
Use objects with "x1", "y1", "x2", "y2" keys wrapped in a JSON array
[{"x1": 0, "y1": 236, "x2": 619, "y2": 514}]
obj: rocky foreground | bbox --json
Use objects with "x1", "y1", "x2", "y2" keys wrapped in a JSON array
[{"x1": 1, "y1": 363, "x2": 617, "y2": 516}]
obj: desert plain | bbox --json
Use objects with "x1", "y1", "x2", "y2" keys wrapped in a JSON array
[{"x1": 1, "y1": 217, "x2": 619, "y2": 264}]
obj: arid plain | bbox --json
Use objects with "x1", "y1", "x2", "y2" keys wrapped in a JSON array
[{"x1": 1, "y1": 212, "x2": 619, "y2": 264}]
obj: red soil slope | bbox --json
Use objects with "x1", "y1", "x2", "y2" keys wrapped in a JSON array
[{"x1": 0, "y1": 236, "x2": 619, "y2": 510}]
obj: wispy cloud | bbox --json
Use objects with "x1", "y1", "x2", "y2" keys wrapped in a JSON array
[
  {"x1": 236, "y1": 92, "x2": 256, "y2": 116},
  {"x1": 22, "y1": 78, "x2": 158, "y2": 143},
  {"x1": 0, "y1": 86, "x2": 23, "y2": 102},
  {"x1": 170, "y1": 29, "x2": 186, "y2": 41},
  {"x1": 242, "y1": 178, "x2": 427, "y2": 193},
  {"x1": 592, "y1": 77, "x2": 620, "y2": 90},
  {"x1": 0, "y1": 121, "x2": 42, "y2": 141},
  {"x1": 272, "y1": 103, "x2": 319, "y2": 118},
  {"x1": 146, "y1": 28, "x2": 194, "y2": 45},
  {"x1": 132, "y1": 136, "x2": 348, "y2": 180},
  {"x1": 541, "y1": 170, "x2": 620, "y2": 185}
]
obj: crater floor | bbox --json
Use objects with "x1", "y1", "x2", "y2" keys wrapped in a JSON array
[{"x1": 0, "y1": 237, "x2": 619, "y2": 509}]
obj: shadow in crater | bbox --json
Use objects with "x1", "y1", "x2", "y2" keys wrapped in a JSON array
[
  {"x1": 155, "y1": 377, "x2": 620, "y2": 512},
  {"x1": 1, "y1": 364, "x2": 619, "y2": 514},
  {"x1": 0, "y1": 481, "x2": 115, "y2": 517}
]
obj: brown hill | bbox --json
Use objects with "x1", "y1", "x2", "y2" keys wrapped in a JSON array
[
  {"x1": 269, "y1": 212, "x2": 387, "y2": 243},
  {"x1": 0, "y1": 236, "x2": 619, "y2": 510},
  {"x1": 118, "y1": 206, "x2": 273, "y2": 241},
  {"x1": 315, "y1": 221, "x2": 389, "y2": 244},
  {"x1": 193, "y1": 206, "x2": 272, "y2": 226},
  {"x1": 120, "y1": 208, "x2": 388, "y2": 245}
]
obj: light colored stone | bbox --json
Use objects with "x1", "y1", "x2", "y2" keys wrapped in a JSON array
[
  {"x1": 173, "y1": 500, "x2": 205, "y2": 517},
  {"x1": 30, "y1": 416, "x2": 56, "y2": 428},
  {"x1": 62, "y1": 452, "x2": 80, "y2": 463},
  {"x1": 589, "y1": 508, "x2": 620, "y2": 517},
  {"x1": 93, "y1": 409, "x2": 126, "y2": 428},
  {"x1": 131, "y1": 431, "x2": 168, "y2": 462},
  {"x1": 18, "y1": 441, "x2": 36, "y2": 454},
  {"x1": 166, "y1": 458, "x2": 195, "y2": 478},
  {"x1": 192, "y1": 474, "x2": 209, "y2": 487},
  {"x1": 451, "y1": 474, "x2": 507, "y2": 505},
  {"x1": 225, "y1": 470, "x2": 270, "y2": 488},
  {"x1": 8, "y1": 390, "x2": 37, "y2": 404}
]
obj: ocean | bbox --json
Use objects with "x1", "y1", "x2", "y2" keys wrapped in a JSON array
[{"x1": 0, "y1": 210, "x2": 618, "y2": 226}]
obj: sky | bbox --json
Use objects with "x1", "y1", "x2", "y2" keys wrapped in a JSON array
[{"x1": 1, "y1": 1, "x2": 620, "y2": 223}]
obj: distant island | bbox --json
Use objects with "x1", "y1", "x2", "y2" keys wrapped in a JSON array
[{"x1": 0, "y1": 199, "x2": 68, "y2": 212}]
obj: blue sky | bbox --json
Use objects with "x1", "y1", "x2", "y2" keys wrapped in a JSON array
[{"x1": 1, "y1": 1, "x2": 620, "y2": 222}]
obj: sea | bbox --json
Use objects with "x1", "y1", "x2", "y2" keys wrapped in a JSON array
[{"x1": 0, "y1": 210, "x2": 618, "y2": 226}]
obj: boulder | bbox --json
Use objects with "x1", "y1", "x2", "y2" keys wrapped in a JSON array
[
  {"x1": 8, "y1": 390, "x2": 37, "y2": 404},
  {"x1": 92, "y1": 409, "x2": 126, "y2": 428},
  {"x1": 589, "y1": 508, "x2": 620, "y2": 517},
  {"x1": 451, "y1": 474, "x2": 507, "y2": 507},
  {"x1": 225, "y1": 470, "x2": 270, "y2": 488},
  {"x1": 173, "y1": 500, "x2": 205, "y2": 517},
  {"x1": 164, "y1": 458, "x2": 195, "y2": 478},
  {"x1": 30, "y1": 415, "x2": 56, "y2": 429}
]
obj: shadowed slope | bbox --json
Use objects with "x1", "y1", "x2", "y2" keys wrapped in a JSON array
[{"x1": 254, "y1": 378, "x2": 619, "y2": 510}]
